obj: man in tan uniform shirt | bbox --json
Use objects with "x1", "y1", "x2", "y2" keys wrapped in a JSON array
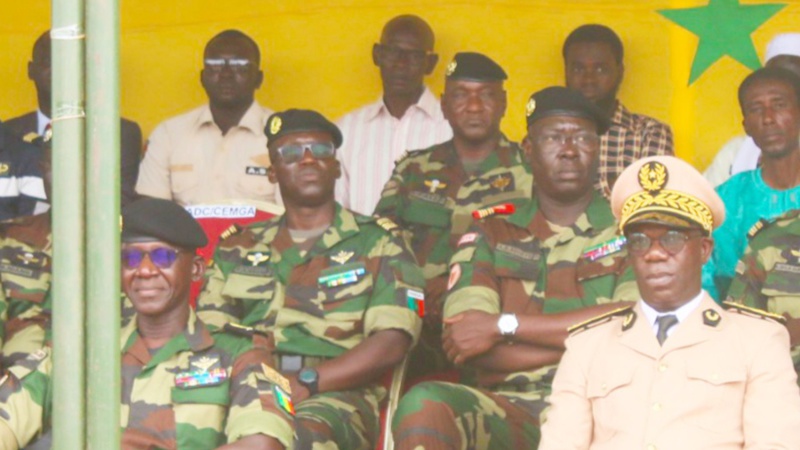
[
  {"x1": 540, "y1": 156, "x2": 800, "y2": 450},
  {"x1": 136, "y1": 29, "x2": 277, "y2": 206}
]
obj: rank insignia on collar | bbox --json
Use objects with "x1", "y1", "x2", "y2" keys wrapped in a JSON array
[
  {"x1": 703, "y1": 309, "x2": 721, "y2": 327},
  {"x1": 424, "y1": 179, "x2": 447, "y2": 193},
  {"x1": 622, "y1": 311, "x2": 636, "y2": 331},
  {"x1": 246, "y1": 251, "x2": 270, "y2": 267},
  {"x1": 331, "y1": 250, "x2": 354, "y2": 265},
  {"x1": 490, "y1": 176, "x2": 511, "y2": 190}
]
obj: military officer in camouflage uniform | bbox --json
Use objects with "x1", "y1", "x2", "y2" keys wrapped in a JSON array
[
  {"x1": 374, "y1": 52, "x2": 531, "y2": 376},
  {"x1": 0, "y1": 135, "x2": 53, "y2": 368},
  {"x1": 728, "y1": 208, "x2": 800, "y2": 383},
  {"x1": 0, "y1": 198, "x2": 293, "y2": 450},
  {"x1": 196, "y1": 109, "x2": 423, "y2": 450},
  {"x1": 391, "y1": 87, "x2": 638, "y2": 449}
]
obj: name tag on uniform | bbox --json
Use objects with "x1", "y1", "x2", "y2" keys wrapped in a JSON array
[
  {"x1": 318, "y1": 263, "x2": 366, "y2": 288},
  {"x1": 246, "y1": 166, "x2": 268, "y2": 176},
  {"x1": 174, "y1": 353, "x2": 228, "y2": 389}
]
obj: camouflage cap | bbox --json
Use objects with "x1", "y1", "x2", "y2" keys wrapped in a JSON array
[
  {"x1": 525, "y1": 86, "x2": 610, "y2": 134},
  {"x1": 610, "y1": 156, "x2": 725, "y2": 235},
  {"x1": 122, "y1": 197, "x2": 208, "y2": 249},
  {"x1": 265, "y1": 109, "x2": 343, "y2": 149},
  {"x1": 445, "y1": 52, "x2": 507, "y2": 82}
]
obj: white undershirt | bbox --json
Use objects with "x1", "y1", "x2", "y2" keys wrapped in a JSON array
[{"x1": 640, "y1": 290, "x2": 705, "y2": 339}]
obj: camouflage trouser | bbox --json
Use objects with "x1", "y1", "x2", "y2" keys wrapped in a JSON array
[
  {"x1": 294, "y1": 386, "x2": 382, "y2": 450},
  {"x1": 392, "y1": 381, "x2": 546, "y2": 450}
]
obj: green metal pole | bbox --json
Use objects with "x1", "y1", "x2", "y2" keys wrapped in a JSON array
[
  {"x1": 50, "y1": 3, "x2": 86, "y2": 450},
  {"x1": 85, "y1": 0, "x2": 121, "y2": 447}
]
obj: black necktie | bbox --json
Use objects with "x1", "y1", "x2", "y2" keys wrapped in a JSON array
[{"x1": 656, "y1": 314, "x2": 678, "y2": 346}]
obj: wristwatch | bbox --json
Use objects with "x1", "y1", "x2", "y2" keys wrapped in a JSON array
[
  {"x1": 497, "y1": 313, "x2": 519, "y2": 338},
  {"x1": 297, "y1": 367, "x2": 319, "y2": 396}
]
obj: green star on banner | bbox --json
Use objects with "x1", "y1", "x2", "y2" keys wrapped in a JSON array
[{"x1": 658, "y1": 0, "x2": 786, "y2": 84}]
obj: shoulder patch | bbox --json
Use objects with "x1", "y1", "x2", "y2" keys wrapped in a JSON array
[
  {"x1": 568, "y1": 306, "x2": 634, "y2": 335},
  {"x1": 222, "y1": 322, "x2": 268, "y2": 338},
  {"x1": 472, "y1": 203, "x2": 516, "y2": 220},
  {"x1": 219, "y1": 223, "x2": 243, "y2": 241},
  {"x1": 747, "y1": 218, "x2": 773, "y2": 240},
  {"x1": 722, "y1": 301, "x2": 786, "y2": 324}
]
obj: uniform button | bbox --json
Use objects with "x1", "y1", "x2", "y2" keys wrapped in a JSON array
[
  {"x1": 659, "y1": 363, "x2": 668, "y2": 372},
  {"x1": 652, "y1": 402, "x2": 662, "y2": 411},
  {"x1": 647, "y1": 445, "x2": 657, "y2": 450},
  {"x1": 601, "y1": 383, "x2": 607, "y2": 391}
]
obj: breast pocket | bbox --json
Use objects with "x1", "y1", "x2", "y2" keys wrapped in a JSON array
[
  {"x1": 0, "y1": 252, "x2": 51, "y2": 308},
  {"x1": 318, "y1": 262, "x2": 374, "y2": 313},
  {"x1": 222, "y1": 270, "x2": 278, "y2": 328},
  {"x1": 236, "y1": 171, "x2": 272, "y2": 198},
  {"x1": 404, "y1": 195, "x2": 452, "y2": 228},
  {"x1": 684, "y1": 357, "x2": 746, "y2": 433},
  {"x1": 171, "y1": 382, "x2": 230, "y2": 448},
  {"x1": 586, "y1": 368, "x2": 635, "y2": 436},
  {"x1": 169, "y1": 165, "x2": 201, "y2": 197}
]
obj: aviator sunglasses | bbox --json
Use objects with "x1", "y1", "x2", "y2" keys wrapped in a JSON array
[{"x1": 274, "y1": 142, "x2": 336, "y2": 164}]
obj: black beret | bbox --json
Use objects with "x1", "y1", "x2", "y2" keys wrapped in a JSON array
[
  {"x1": 265, "y1": 109, "x2": 343, "y2": 149},
  {"x1": 121, "y1": 197, "x2": 208, "y2": 249},
  {"x1": 525, "y1": 86, "x2": 610, "y2": 134},
  {"x1": 445, "y1": 52, "x2": 507, "y2": 82}
]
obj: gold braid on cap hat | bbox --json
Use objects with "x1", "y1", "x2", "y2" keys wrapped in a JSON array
[{"x1": 619, "y1": 161, "x2": 714, "y2": 234}]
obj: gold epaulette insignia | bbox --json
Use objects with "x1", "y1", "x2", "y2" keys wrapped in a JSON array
[
  {"x1": 722, "y1": 301, "x2": 786, "y2": 324},
  {"x1": 376, "y1": 217, "x2": 399, "y2": 232},
  {"x1": 747, "y1": 219, "x2": 772, "y2": 240},
  {"x1": 568, "y1": 306, "x2": 634, "y2": 335},
  {"x1": 219, "y1": 223, "x2": 243, "y2": 241}
]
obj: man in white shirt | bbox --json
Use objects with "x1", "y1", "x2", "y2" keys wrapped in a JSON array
[
  {"x1": 335, "y1": 15, "x2": 452, "y2": 215},
  {"x1": 136, "y1": 29, "x2": 277, "y2": 206}
]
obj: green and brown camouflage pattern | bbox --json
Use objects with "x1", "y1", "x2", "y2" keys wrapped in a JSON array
[
  {"x1": 727, "y1": 207, "x2": 800, "y2": 381},
  {"x1": 392, "y1": 381, "x2": 542, "y2": 450},
  {"x1": 0, "y1": 309, "x2": 294, "y2": 449},
  {"x1": 0, "y1": 213, "x2": 52, "y2": 367},
  {"x1": 373, "y1": 136, "x2": 531, "y2": 318},
  {"x1": 445, "y1": 192, "x2": 637, "y2": 388},
  {"x1": 196, "y1": 204, "x2": 423, "y2": 449}
]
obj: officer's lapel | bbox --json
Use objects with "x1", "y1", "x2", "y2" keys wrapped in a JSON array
[
  {"x1": 618, "y1": 302, "x2": 661, "y2": 359},
  {"x1": 660, "y1": 294, "x2": 721, "y2": 355}
]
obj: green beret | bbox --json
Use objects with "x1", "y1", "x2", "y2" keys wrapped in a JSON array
[
  {"x1": 525, "y1": 86, "x2": 610, "y2": 134},
  {"x1": 264, "y1": 109, "x2": 343, "y2": 149},
  {"x1": 121, "y1": 198, "x2": 208, "y2": 249},
  {"x1": 445, "y1": 52, "x2": 507, "y2": 82}
]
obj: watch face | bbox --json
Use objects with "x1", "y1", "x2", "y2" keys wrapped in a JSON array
[{"x1": 299, "y1": 368, "x2": 317, "y2": 383}]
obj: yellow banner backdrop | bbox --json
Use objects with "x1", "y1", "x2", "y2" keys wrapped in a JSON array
[{"x1": 2, "y1": 0, "x2": 799, "y2": 169}]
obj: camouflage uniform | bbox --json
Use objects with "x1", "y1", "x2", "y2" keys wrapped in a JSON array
[
  {"x1": 0, "y1": 213, "x2": 52, "y2": 367},
  {"x1": 197, "y1": 204, "x2": 423, "y2": 449},
  {"x1": 0, "y1": 309, "x2": 294, "y2": 450},
  {"x1": 374, "y1": 136, "x2": 531, "y2": 374},
  {"x1": 727, "y1": 208, "x2": 800, "y2": 382},
  {"x1": 393, "y1": 193, "x2": 638, "y2": 450}
]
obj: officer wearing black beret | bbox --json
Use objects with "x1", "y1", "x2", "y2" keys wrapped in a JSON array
[
  {"x1": 122, "y1": 197, "x2": 208, "y2": 249},
  {"x1": 264, "y1": 109, "x2": 343, "y2": 150},
  {"x1": 525, "y1": 86, "x2": 610, "y2": 134}
]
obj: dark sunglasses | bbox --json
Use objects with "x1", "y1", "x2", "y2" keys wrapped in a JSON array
[
  {"x1": 625, "y1": 230, "x2": 703, "y2": 256},
  {"x1": 121, "y1": 247, "x2": 185, "y2": 269},
  {"x1": 274, "y1": 142, "x2": 335, "y2": 164}
]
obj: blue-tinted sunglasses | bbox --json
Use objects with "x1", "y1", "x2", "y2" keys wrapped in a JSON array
[{"x1": 121, "y1": 247, "x2": 186, "y2": 269}]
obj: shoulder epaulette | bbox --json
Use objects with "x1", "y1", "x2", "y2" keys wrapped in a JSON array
[
  {"x1": 375, "y1": 216, "x2": 400, "y2": 233},
  {"x1": 222, "y1": 322, "x2": 268, "y2": 338},
  {"x1": 747, "y1": 218, "x2": 773, "y2": 240},
  {"x1": 219, "y1": 223, "x2": 243, "y2": 241},
  {"x1": 472, "y1": 203, "x2": 516, "y2": 220},
  {"x1": 568, "y1": 306, "x2": 634, "y2": 335},
  {"x1": 722, "y1": 301, "x2": 786, "y2": 324}
]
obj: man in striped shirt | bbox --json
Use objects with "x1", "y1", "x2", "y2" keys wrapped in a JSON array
[{"x1": 335, "y1": 15, "x2": 452, "y2": 215}]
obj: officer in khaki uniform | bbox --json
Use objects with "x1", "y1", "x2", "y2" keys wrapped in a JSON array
[
  {"x1": 391, "y1": 87, "x2": 638, "y2": 450},
  {"x1": 540, "y1": 156, "x2": 800, "y2": 450},
  {"x1": 374, "y1": 52, "x2": 531, "y2": 376},
  {"x1": 0, "y1": 197, "x2": 293, "y2": 450},
  {"x1": 727, "y1": 208, "x2": 800, "y2": 384},
  {"x1": 197, "y1": 109, "x2": 423, "y2": 449}
]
